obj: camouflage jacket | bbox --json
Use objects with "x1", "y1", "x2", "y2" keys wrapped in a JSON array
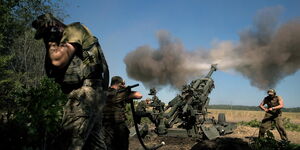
[{"x1": 45, "y1": 22, "x2": 108, "y2": 93}]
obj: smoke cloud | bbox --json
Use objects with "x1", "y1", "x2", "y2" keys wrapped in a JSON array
[
  {"x1": 124, "y1": 31, "x2": 208, "y2": 88},
  {"x1": 124, "y1": 6, "x2": 300, "y2": 90}
]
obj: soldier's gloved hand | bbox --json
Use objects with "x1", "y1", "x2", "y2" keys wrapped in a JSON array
[
  {"x1": 37, "y1": 13, "x2": 56, "y2": 28},
  {"x1": 32, "y1": 13, "x2": 57, "y2": 39}
]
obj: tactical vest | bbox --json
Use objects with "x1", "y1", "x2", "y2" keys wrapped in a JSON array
[
  {"x1": 264, "y1": 96, "x2": 281, "y2": 114},
  {"x1": 45, "y1": 23, "x2": 109, "y2": 93},
  {"x1": 62, "y1": 37, "x2": 102, "y2": 82},
  {"x1": 103, "y1": 88, "x2": 129, "y2": 123}
]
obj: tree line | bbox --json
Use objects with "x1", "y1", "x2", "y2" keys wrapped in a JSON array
[
  {"x1": 208, "y1": 105, "x2": 300, "y2": 112},
  {"x1": 0, "y1": 0, "x2": 68, "y2": 149}
]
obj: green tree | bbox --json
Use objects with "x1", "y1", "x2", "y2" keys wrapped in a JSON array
[
  {"x1": 0, "y1": 78, "x2": 68, "y2": 149},
  {"x1": 0, "y1": 0, "x2": 68, "y2": 149},
  {"x1": 0, "y1": 0, "x2": 66, "y2": 119},
  {"x1": 0, "y1": 0, "x2": 65, "y2": 53}
]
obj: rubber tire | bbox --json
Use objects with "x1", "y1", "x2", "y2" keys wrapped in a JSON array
[{"x1": 218, "y1": 113, "x2": 226, "y2": 124}]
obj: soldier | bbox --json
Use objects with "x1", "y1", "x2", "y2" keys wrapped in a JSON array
[
  {"x1": 135, "y1": 98, "x2": 155, "y2": 124},
  {"x1": 258, "y1": 89, "x2": 288, "y2": 141},
  {"x1": 148, "y1": 88, "x2": 165, "y2": 113},
  {"x1": 102, "y1": 76, "x2": 142, "y2": 150},
  {"x1": 136, "y1": 98, "x2": 151, "y2": 114},
  {"x1": 32, "y1": 13, "x2": 109, "y2": 149}
]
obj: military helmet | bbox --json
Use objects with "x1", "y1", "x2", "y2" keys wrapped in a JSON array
[
  {"x1": 267, "y1": 88, "x2": 276, "y2": 95},
  {"x1": 148, "y1": 88, "x2": 157, "y2": 95}
]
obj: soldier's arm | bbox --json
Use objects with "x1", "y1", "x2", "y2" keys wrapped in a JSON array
[
  {"x1": 271, "y1": 96, "x2": 284, "y2": 110},
  {"x1": 129, "y1": 91, "x2": 143, "y2": 99},
  {"x1": 47, "y1": 42, "x2": 76, "y2": 68},
  {"x1": 259, "y1": 99, "x2": 268, "y2": 112}
]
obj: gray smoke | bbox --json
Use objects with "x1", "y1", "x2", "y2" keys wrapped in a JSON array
[
  {"x1": 124, "y1": 6, "x2": 300, "y2": 90},
  {"x1": 124, "y1": 31, "x2": 208, "y2": 88},
  {"x1": 234, "y1": 6, "x2": 300, "y2": 89}
]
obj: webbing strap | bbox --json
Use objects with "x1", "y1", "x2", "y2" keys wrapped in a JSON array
[{"x1": 81, "y1": 37, "x2": 109, "y2": 90}]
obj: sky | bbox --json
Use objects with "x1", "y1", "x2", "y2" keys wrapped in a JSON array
[{"x1": 63, "y1": 0, "x2": 300, "y2": 107}]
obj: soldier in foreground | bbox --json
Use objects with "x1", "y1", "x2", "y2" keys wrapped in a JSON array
[
  {"x1": 258, "y1": 89, "x2": 288, "y2": 141},
  {"x1": 102, "y1": 76, "x2": 142, "y2": 150},
  {"x1": 32, "y1": 13, "x2": 109, "y2": 149}
]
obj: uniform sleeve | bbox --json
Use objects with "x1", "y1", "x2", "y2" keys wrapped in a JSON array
[
  {"x1": 107, "y1": 89, "x2": 117, "y2": 97},
  {"x1": 60, "y1": 23, "x2": 85, "y2": 46}
]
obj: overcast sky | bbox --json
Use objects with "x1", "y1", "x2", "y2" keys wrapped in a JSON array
[{"x1": 64, "y1": 0, "x2": 300, "y2": 107}]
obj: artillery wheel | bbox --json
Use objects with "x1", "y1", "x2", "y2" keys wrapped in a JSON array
[{"x1": 218, "y1": 113, "x2": 226, "y2": 124}]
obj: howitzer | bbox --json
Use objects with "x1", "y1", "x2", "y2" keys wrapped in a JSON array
[
  {"x1": 138, "y1": 64, "x2": 236, "y2": 140},
  {"x1": 165, "y1": 64, "x2": 217, "y2": 127}
]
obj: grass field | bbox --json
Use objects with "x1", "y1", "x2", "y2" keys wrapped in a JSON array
[{"x1": 207, "y1": 109, "x2": 300, "y2": 124}]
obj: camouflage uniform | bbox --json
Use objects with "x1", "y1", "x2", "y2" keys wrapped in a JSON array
[
  {"x1": 135, "y1": 100, "x2": 154, "y2": 124},
  {"x1": 258, "y1": 96, "x2": 288, "y2": 141},
  {"x1": 136, "y1": 100, "x2": 148, "y2": 112},
  {"x1": 102, "y1": 88, "x2": 130, "y2": 150},
  {"x1": 45, "y1": 22, "x2": 108, "y2": 149}
]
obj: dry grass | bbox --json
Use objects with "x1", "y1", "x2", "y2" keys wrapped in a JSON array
[
  {"x1": 207, "y1": 109, "x2": 300, "y2": 124},
  {"x1": 129, "y1": 109, "x2": 300, "y2": 149}
]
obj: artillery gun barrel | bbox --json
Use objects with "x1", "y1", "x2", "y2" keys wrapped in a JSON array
[{"x1": 205, "y1": 64, "x2": 217, "y2": 78}]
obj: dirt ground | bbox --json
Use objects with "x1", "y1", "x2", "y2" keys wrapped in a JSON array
[
  {"x1": 129, "y1": 109, "x2": 300, "y2": 150},
  {"x1": 225, "y1": 125, "x2": 300, "y2": 144},
  {"x1": 129, "y1": 125, "x2": 300, "y2": 150}
]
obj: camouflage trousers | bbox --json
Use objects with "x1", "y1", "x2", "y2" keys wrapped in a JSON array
[
  {"x1": 258, "y1": 112, "x2": 288, "y2": 141},
  {"x1": 102, "y1": 121, "x2": 130, "y2": 150},
  {"x1": 59, "y1": 79, "x2": 107, "y2": 150}
]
